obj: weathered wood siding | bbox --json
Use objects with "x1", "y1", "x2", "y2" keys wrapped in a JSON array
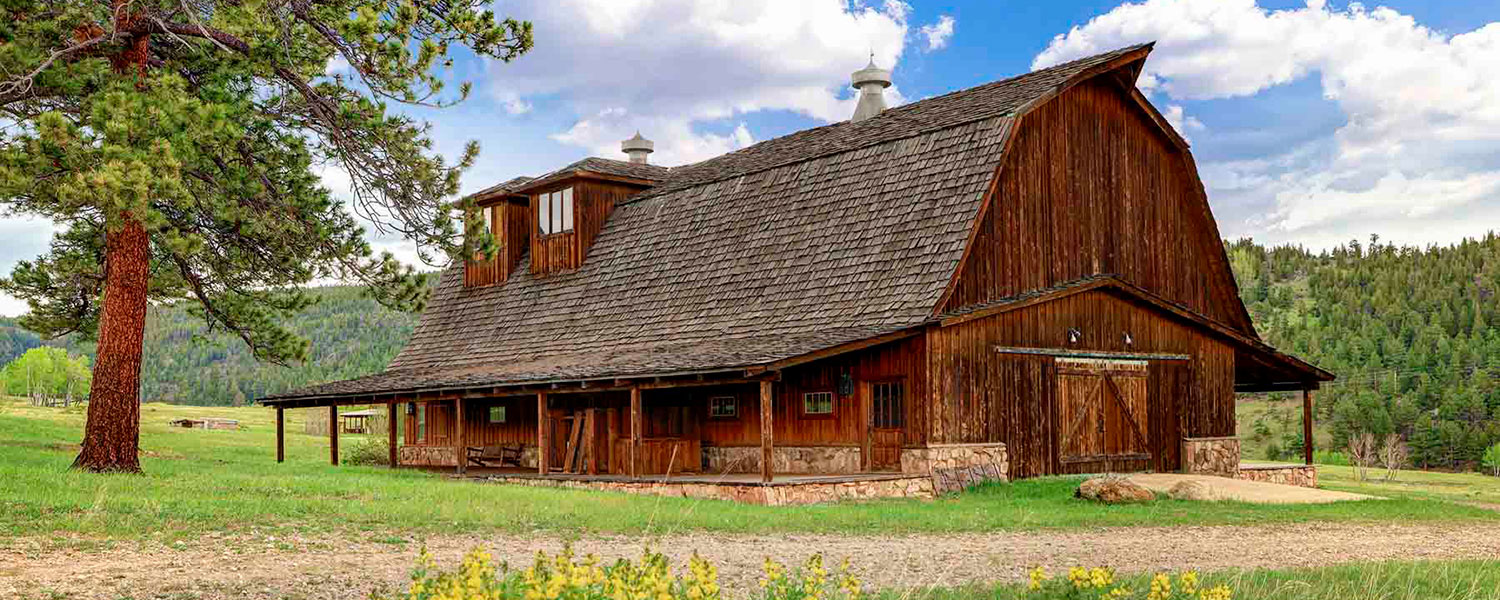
[
  {"x1": 663, "y1": 336, "x2": 929, "y2": 449},
  {"x1": 529, "y1": 179, "x2": 645, "y2": 275},
  {"x1": 465, "y1": 201, "x2": 531, "y2": 287},
  {"x1": 942, "y1": 78, "x2": 1251, "y2": 335},
  {"x1": 404, "y1": 397, "x2": 539, "y2": 447},
  {"x1": 927, "y1": 289, "x2": 1234, "y2": 478}
]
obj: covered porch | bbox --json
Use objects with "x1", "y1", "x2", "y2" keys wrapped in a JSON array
[{"x1": 266, "y1": 372, "x2": 882, "y2": 484}]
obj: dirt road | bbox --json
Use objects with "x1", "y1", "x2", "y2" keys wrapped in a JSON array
[{"x1": 6, "y1": 522, "x2": 1500, "y2": 599}]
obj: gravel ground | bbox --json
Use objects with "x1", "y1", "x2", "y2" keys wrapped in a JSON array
[
  {"x1": 1126, "y1": 473, "x2": 1375, "y2": 503},
  {"x1": 6, "y1": 522, "x2": 1500, "y2": 599}
]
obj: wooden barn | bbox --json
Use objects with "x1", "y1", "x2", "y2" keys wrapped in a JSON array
[{"x1": 260, "y1": 44, "x2": 1332, "y2": 502}]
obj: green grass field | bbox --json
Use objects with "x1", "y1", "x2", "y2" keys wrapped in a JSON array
[
  {"x1": 3, "y1": 397, "x2": 1498, "y2": 545},
  {"x1": 883, "y1": 560, "x2": 1500, "y2": 600}
]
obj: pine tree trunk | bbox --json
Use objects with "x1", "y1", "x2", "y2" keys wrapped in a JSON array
[{"x1": 72, "y1": 217, "x2": 149, "y2": 473}]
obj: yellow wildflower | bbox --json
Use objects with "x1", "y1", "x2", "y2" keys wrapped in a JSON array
[
  {"x1": 1178, "y1": 571, "x2": 1199, "y2": 597},
  {"x1": 1028, "y1": 566, "x2": 1048, "y2": 592},
  {"x1": 1198, "y1": 584, "x2": 1233, "y2": 600},
  {"x1": 1146, "y1": 572, "x2": 1173, "y2": 600},
  {"x1": 1102, "y1": 586, "x2": 1132, "y2": 600},
  {"x1": 1068, "y1": 567, "x2": 1089, "y2": 589}
]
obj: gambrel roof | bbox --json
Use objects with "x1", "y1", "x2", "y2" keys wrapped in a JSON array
[{"x1": 266, "y1": 44, "x2": 1220, "y2": 402}]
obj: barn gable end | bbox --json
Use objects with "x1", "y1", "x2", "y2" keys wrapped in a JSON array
[{"x1": 938, "y1": 73, "x2": 1256, "y2": 337}]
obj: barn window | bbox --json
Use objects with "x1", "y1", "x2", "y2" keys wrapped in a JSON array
[
  {"x1": 488, "y1": 405, "x2": 507, "y2": 424},
  {"x1": 417, "y1": 404, "x2": 427, "y2": 442},
  {"x1": 708, "y1": 396, "x2": 737, "y2": 418},
  {"x1": 537, "y1": 187, "x2": 574, "y2": 235},
  {"x1": 872, "y1": 381, "x2": 904, "y2": 428},
  {"x1": 802, "y1": 391, "x2": 834, "y2": 415}
]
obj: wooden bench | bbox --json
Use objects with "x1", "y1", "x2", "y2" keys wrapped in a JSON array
[{"x1": 466, "y1": 444, "x2": 524, "y2": 468}]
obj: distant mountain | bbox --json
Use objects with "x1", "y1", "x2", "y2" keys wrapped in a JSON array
[
  {"x1": 18, "y1": 285, "x2": 418, "y2": 406},
  {"x1": 0, "y1": 317, "x2": 44, "y2": 365}
]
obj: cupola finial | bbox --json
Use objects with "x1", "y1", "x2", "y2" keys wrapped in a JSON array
[
  {"x1": 621, "y1": 131, "x2": 654, "y2": 164},
  {"x1": 850, "y1": 57, "x2": 892, "y2": 122}
]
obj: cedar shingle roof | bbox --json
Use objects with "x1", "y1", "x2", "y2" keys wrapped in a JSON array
[{"x1": 263, "y1": 44, "x2": 1151, "y2": 402}]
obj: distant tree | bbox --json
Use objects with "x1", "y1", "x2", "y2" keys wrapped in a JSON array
[
  {"x1": 2, "y1": 347, "x2": 91, "y2": 402},
  {"x1": 0, "y1": 0, "x2": 532, "y2": 472},
  {"x1": 1379, "y1": 433, "x2": 1410, "y2": 481},
  {"x1": 1484, "y1": 443, "x2": 1500, "y2": 477}
]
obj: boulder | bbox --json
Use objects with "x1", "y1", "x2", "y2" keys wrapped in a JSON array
[
  {"x1": 1075, "y1": 476, "x2": 1155, "y2": 503},
  {"x1": 1167, "y1": 479, "x2": 1216, "y2": 501}
]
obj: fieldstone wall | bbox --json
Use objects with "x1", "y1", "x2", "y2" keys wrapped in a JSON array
[
  {"x1": 900, "y1": 443, "x2": 1009, "y2": 494},
  {"x1": 397, "y1": 445, "x2": 538, "y2": 468},
  {"x1": 701, "y1": 446, "x2": 862, "y2": 474},
  {"x1": 485, "y1": 474, "x2": 936, "y2": 506},
  {"x1": 1237, "y1": 464, "x2": 1318, "y2": 488},
  {"x1": 1181, "y1": 437, "x2": 1241, "y2": 477}
]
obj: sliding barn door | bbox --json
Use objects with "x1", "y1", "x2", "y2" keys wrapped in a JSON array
[{"x1": 1056, "y1": 358, "x2": 1150, "y2": 465}]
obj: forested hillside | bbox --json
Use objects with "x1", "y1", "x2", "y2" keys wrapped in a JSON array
[
  {"x1": 5, "y1": 286, "x2": 416, "y2": 406},
  {"x1": 6, "y1": 235, "x2": 1500, "y2": 471},
  {"x1": 1228, "y1": 235, "x2": 1500, "y2": 470}
]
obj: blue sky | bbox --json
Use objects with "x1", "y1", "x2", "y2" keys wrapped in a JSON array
[{"x1": 3, "y1": 0, "x2": 1500, "y2": 315}]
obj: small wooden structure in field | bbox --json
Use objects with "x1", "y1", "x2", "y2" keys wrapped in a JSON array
[
  {"x1": 169, "y1": 418, "x2": 239, "y2": 430},
  {"x1": 338, "y1": 409, "x2": 377, "y2": 434}
]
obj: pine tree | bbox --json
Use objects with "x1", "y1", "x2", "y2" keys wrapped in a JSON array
[{"x1": 0, "y1": 0, "x2": 532, "y2": 472}]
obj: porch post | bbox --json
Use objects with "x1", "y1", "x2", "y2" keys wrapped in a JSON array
[
  {"x1": 630, "y1": 386, "x2": 642, "y2": 478},
  {"x1": 329, "y1": 405, "x2": 339, "y2": 466},
  {"x1": 455, "y1": 398, "x2": 466, "y2": 475},
  {"x1": 275, "y1": 407, "x2": 284, "y2": 463},
  {"x1": 1303, "y1": 387, "x2": 1314, "y2": 466},
  {"x1": 760, "y1": 379, "x2": 774, "y2": 483},
  {"x1": 537, "y1": 392, "x2": 549, "y2": 474},
  {"x1": 388, "y1": 401, "x2": 398, "y2": 468}
]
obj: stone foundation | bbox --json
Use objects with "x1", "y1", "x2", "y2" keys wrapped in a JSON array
[
  {"x1": 484, "y1": 474, "x2": 936, "y2": 506},
  {"x1": 701, "y1": 446, "x2": 862, "y2": 474},
  {"x1": 1237, "y1": 463, "x2": 1318, "y2": 488},
  {"x1": 1181, "y1": 437, "x2": 1241, "y2": 477},
  {"x1": 397, "y1": 445, "x2": 538, "y2": 468},
  {"x1": 900, "y1": 443, "x2": 1009, "y2": 494}
]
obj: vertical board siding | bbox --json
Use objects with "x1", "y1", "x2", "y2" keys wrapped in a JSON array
[
  {"x1": 645, "y1": 336, "x2": 929, "y2": 450},
  {"x1": 529, "y1": 179, "x2": 645, "y2": 276},
  {"x1": 465, "y1": 202, "x2": 532, "y2": 287},
  {"x1": 943, "y1": 78, "x2": 1249, "y2": 334},
  {"x1": 928, "y1": 289, "x2": 1234, "y2": 478}
]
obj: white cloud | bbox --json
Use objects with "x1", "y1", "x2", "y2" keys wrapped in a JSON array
[
  {"x1": 920, "y1": 15, "x2": 956, "y2": 51},
  {"x1": 494, "y1": 91, "x2": 533, "y2": 115},
  {"x1": 1161, "y1": 104, "x2": 1203, "y2": 142},
  {"x1": 1035, "y1": 0, "x2": 1500, "y2": 247},
  {"x1": 484, "y1": 0, "x2": 914, "y2": 164}
]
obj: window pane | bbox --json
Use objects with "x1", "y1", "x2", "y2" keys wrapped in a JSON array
[
  {"x1": 561, "y1": 187, "x2": 574, "y2": 232},
  {"x1": 546, "y1": 192, "x2": 558, "y2": 234},
  {"x1": 417, "y1": 405, "x2": 427, "y2": 442},
  {"x1": 803, "y1": 392, "x2": 833, "y2": 415},
  {"x1": 489, "y1": 405, "x2": 506, "y2": 424},
  {"x1": 551, "y1": 192, "x2": 562, "y2": 233},
  {"x1": 482, "y1": 205, "x2": 494, "y2": 233},
  {"x1": 710, "y1": 396, "x2": 736, "y2": 418}
]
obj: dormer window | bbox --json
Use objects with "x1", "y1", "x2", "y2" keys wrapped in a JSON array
[{"x1": 537, "y1": 187, "x2": 574, "y2": 235}]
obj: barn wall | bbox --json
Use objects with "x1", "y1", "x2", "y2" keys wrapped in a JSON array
[
  {"x1": 404, "y1": 397, "x2": 540, "y2": 447},
  {"x1": 465, "y1": 201, "x2": 532, "y2": 287},
  {"x1": 927, "y1": 289, "x2": 1235, "y2": 478},
  {"x1": 942, "y1": 77, "x2": 1250, "y2": 334},
  {"x1": 654, "y1": 335, "x2": 929, "y2": 450}
]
